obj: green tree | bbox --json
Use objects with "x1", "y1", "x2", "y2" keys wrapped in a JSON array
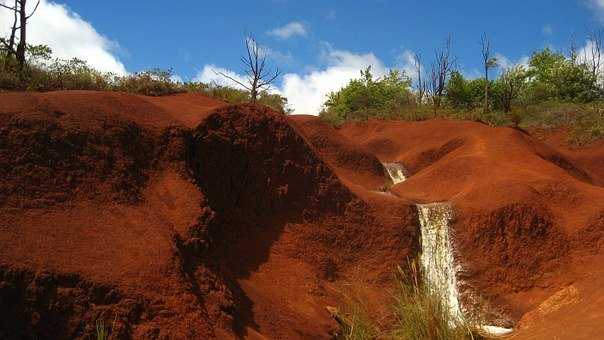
[
  {"x1": 492, "y1": 65, "x2": 527, "y2": 113},
  {"x1": 445, "y1": 71, "x2": 488, "y2": 110},
  {"x1": 526, "y1": 48, "x2": 601, "y2": 102},
  {"x1": 322, "y1": 66, "x2": 412, "y2": 121}
]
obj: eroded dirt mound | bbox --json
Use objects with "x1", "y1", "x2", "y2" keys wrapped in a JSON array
[
  {"x1": 183, "y1": 105, "x2": 416, "y2": 338},
  {"x1": 323, "y1": 117, "x2": 604, "y2": 336},
  {"x1": 289, "y1": 115, "x2": 388, "y2": 190},
  {"x1": 189, "y1": 106, "x2": 353, "y2": 216},
  {"x1": 0, "y1": 116, "x2": 157, "y2": 207},
  {"x1": 0, "y1": 92, "x2": 416, "y2": 339},
  {"x1": 0, "y1": 91, "x2": 225, "y2": 209},
  {"x1": 3, "y1": 90, "x2": 603, "y2": 338}
]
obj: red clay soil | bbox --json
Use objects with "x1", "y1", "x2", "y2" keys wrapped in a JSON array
[
  {"x1": 294, "y1": 117, "x2": 604, "y2": 337},
  {"x1": 0, "y1": 91, "x2": 416, "y2": 339},
  {"x1": 1, "y1": 90, "x2": 603, "y2": 338}
]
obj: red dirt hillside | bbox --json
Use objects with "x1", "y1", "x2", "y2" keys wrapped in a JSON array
[
  {"x1": 2, "y1": 90, "x2": 603, "y2": 338},
  {"x1": 292, "y1": 116, "x2": 604, "y2": 338},
  {"x1": 0, "y1": 91, "x2": 416, "y2": 339}
]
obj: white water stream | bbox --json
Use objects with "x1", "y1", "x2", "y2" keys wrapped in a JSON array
[
  {"x1": 417, "y1": 203, "x2": 513, "y2": 337},
  {"x1": 382, "y1": 167, "x2": 512, "y2": 336},
  {"x1": 417, "y1": 203, "x2": 464, "y2": 323},
  {"x1": 383, "y1": 162, "x2": 407, "y2": 184}
]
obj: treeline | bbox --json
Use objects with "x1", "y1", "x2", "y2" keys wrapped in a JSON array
[
  {"x1": 321, "y1": 35, "x2": 604, "y2": 144},
  {"x1": 0, "y1": 45, "x2": 291, "y2": 113}
]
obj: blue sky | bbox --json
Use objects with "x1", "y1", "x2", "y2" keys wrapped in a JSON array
[{"x1": 2, "y1": 0, "x2": 604, "y2": 113}]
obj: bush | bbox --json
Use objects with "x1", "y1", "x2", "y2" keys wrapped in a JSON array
[
  {"x1": 525, "y1": 48, "x2": 602, "y2": 103},
  {"x1": 0, "y1": 46, "x2": 291, "y2": 113},
  {"x1": 113, "y1": 68, "x2": 182, "y2": 96},
  {"x1": 322, "y1": 66, "x2": 413, "y2": 122}
]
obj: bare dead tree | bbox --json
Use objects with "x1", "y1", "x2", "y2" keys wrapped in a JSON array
[
  {"x1": 499, "y1": 66, "x2": 523, "y2": 113},
  {"x1": 480, "y1": 33, "x2": 497, "y2": 113},
  {"x1": 16, "y1": 0, "x2": 40, "y2": 70},
  {"x1": 0, "y1": 1, "x2": 18, "y2": 62},
  {"x1": 427, "y1": 35, "x2": 454, "y2": 116},
  {"x1": 0, "y1": 0, "x2": 40, "y2": 70},
  {"x1": 413, "y1": 52, "x2": 425, "y2": 105},
  {"x1": 569, "y1": 32, "x2": 578, "y2": 65},
  {"x1": 587, "y1": 29, "x2": 603, "y2": 85},
  {"x1": 214, "y1": 35, "x2": 280, "y2": 103}
]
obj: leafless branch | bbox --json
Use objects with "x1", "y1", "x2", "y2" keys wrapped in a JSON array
[
  {"x1": 480, "y1": 33, "x2": 497, "y2": 112},
  {"x1": 588, "y1": 28, "x2": 603, "y2": 85},
  {"x1": 413, "y1": 52, "x2": 424, "y2": 104},
  {"x1": 427, "y1": 35, "x2": 455, "y2": 115},
  {"x1": 215, "y1": 34, "x2": 281, "y2": 102},
  {"x1": 0, "y1": 4, "x2": 14, "y2": 10},
  {"x1": 25, "y1": 0, "x2": 40, "y2": 19},
  {"x1": 212, "y1": 69, "x2": 252, "y2": 91}
]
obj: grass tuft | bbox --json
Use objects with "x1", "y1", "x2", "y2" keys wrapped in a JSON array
[
  {"x1": 391, "y1": 261, "x2": 476, "y2": 340},
  {"x1": 335, "y1": 261, "x2": 480, "y2": 340}
]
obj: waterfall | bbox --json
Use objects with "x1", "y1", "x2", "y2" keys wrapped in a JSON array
[
  {"x1": 417, "y1": 203, "x2": 464, "y2": 323},
  {"x1": 383, "y1": 162, "x2": 407, "y2": 184},
  {"x1": 417, "y1": 202, "x2": 513, "y2": 336}
]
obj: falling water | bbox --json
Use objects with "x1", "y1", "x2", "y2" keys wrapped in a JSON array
[
  {"x1": 417, "y1": 202, "x2": 513, "y2": 336},
  {"x1": 383, "y1": 162, "x2": 407, "y2": 184},
  {"x1": 417, "y1": 203, "x2": 464, "y2": 323}
]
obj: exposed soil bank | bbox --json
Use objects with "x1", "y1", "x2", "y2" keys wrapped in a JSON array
[
  {"x1": 0, "y1": 92, "x2": 416, "y2": 339},
  {"x1": 294, "y1": 116, "x2": 604, "y2": 338},
  {"x1": 1, "y1": 91, "x2": 603, "y2": 338}
]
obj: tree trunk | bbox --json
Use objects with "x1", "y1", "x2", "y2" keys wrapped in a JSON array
[
  {"x1": 16, "y1": 0, "x2": 27, "y2": 71},
  {"x1": 251, "y1": 76, "x2": 258, "y2": 102},
  {"x1": 484, "y1": 67, "x2": 489, "y2": 113}
]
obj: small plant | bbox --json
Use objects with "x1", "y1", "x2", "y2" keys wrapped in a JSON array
[
  {"x1": 96, "y1": 318, "x2": 109, "y2": 340},
  {"x1": 330, "y1": 271, "x2": 386, "y2": 340},
  {"x1": 391, "y1": 261, "x2": 475, "y2": 340},
  {"x1": 329, "y1": 305, "x2": 379, "y2": 340},
  {"x1": 95, "y1": 313, "x2": 118, "y2": 340},
  {"x1": 334, "y1": 261, "x2": 479, "y2": 340}
]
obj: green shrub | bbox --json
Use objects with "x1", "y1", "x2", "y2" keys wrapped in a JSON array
[
  {"x1": 0, "y1": 47, "x2": 291, "y2": 113},
  {"x1": 569, "y1": 104, "x2": 604, "y2": 145},
  {"x1": 113, "y1": 68, "x2": 182, "y2": 96},
  {"x1": 323, "y1": 66, "x2": 413, "y2": 122}
]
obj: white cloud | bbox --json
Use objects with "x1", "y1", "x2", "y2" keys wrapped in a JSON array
[
  {"x1": 194, "y1": 64, "x2": 249, "y2": 90},
  {"x1": 0, "y1": 0, "x2": 127, "y2": 74},
  {"x1": 240, "y1": 38, "x2": 294, "y2": 65},
  {"x1": 494, "y1": 53, "x2": 529, "y2": 70},
  {"x1": 397, "y1": 50, "x2": 420, "y2": 81},
  {"x1": 280, "y1": 48, "x2": 388, "y2": 114},
  {"x1": 264, "y1": 46, "x2": 294, "y2": 64},
  {"x1": 587, "y1": 0, "x2": 604, "y2": 22},
  {"x1": 577, "y1": 39, "x2": 604, "y2": 82},
  {"x1": 267, "y1": 21, "x2": 308, "y2": 39},
  {"x1": 196, "y1": 47, "x2": 389, "y2": 115}
]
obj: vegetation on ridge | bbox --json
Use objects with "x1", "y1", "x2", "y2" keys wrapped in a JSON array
[
  {"x1": 0, "y1": 45, "x2": 291, "y2": 113},
  {"x1": 320, "y1": 35, "x2": 604, "y2": 145}
]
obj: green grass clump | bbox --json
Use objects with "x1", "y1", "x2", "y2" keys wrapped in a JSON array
[
  {"x1": 335, "y1": 307, "x2": 380, "y2": 340},
  {"x1": 334, "y1": 261, "x2": 478, "y2": 340},
  {"x1": 391, "y1": 262, "x2": 475, "y2": 340},
  {"x1": 96, "y1": 318, "x2": 109, "y2": 340},
  {"x1": 330, "y1": 277, "x2": 383, "y2": 340}
]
